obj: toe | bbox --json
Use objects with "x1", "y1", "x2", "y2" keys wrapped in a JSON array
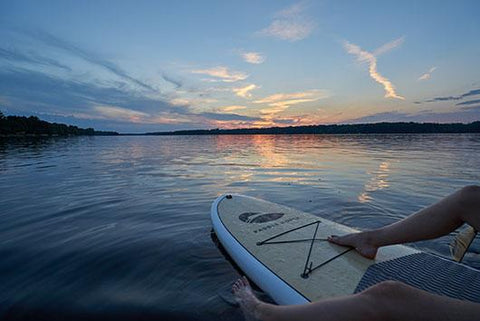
[
  {"x1": 328, "y1": 235, "x2": 342, "y2": 244},
  {"x1": 329, "y1": 235, "x2": 352, "y2": 246}
]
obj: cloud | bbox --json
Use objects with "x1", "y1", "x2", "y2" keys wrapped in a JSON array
[
  {"x1": 253, "y1": 90, "x2": 327, "y2": 104},
  {"x1": 169, "y1": 97, "x2": 217, "y2": 107},
  {"x1": 241, "y1": 51, "x2": 265, "y2": 64},
  {"x1": 273, "y1": 118, "x2": 301, "y2": 125},
  {"x1": 457, "y1": 99, "x2": 480, "y2": 106},
  {"x1": 463, "y1": 89, "x2": 480, "y2": 98},
  {"x1": 344, "y1": 38, "x2": 404, "y2": 100},
  {"x1": 260, "y1": 99, "x2": 317, "y2": 115},
  {"x1": 0, "y1": 66, "x2": 270, "y2": 131},
  {"x1": 460, "y1": 105, "x2": 480, "y2": 111},
  {"x1": 254, "y1": 90, "x2": 329, "y2": 115},
  {"x1": 426, "y1": 96, "x2": 460, "y2": 102},
  {"x1": 233, "y1": 84, "x2": 257, "y2": 98},
  {"x1": 373, "y1": 37, "x2": 405, "y2": 56},
  {"x1": 420, "y1": 88, "x2": 480, "y2": 103},
  {"x1": 161, "y1": 73, "x2": 182, "y2": 88},
  {"x1": 219, "y1": 105, "x2": 247, "y2": 112},
  {"x1": 92, "y1": 105, "x2": 196, "y2": 125},
  {"x1": 343, "y1": 111, "x2": 410, "y2": 123},
  {"x1": 18, "y1": 28, "x2": 156, "y2": 91},
  {"x1": 94, "y1": 105, "x2": 150, "y2": 123},
  {"x1": 418, "y1": 67, "x2": 437, "y2": 81},
  {"x1": 191, "y1": 66, "x2": 248, "y2": 82},
  {"x1": 258, "y1": 3, "x2": 314, "y2": 41},
  {"x1": 199, "y1": 112, "x2": 262, "y2": 122},
  {"x1": 0, "y1": 67, "x2": 190, "y2": 122},
  {"x1": 0, "y1": 47, "x2": 71, "y2": 71},
  {"x1": 344, "y1": 109, "x2": 480, "y2": 124}
]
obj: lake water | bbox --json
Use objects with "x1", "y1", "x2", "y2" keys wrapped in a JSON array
[{"x1": 1, "y1": 134, "x2": 479, "y2": 320}]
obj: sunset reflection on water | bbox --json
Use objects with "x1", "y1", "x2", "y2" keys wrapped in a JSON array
[{"x1": 1, "y1": 134, "x2": 480, "y2": 320}]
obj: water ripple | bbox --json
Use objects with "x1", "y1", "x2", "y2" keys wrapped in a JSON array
[{"x1": 0, "y1": 134, "x2": 479, "y2": 320}]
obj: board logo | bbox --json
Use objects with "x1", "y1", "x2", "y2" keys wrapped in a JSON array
[{"x1": 239, "y1": 212, "x2": 285, "y2": 223}]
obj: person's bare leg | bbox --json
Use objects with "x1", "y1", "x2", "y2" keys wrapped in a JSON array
[
  {"x1": 232, "y1": 278, "x2": 480, "y2": 321},
  {"x1": 329, "y1": 185, "x2": 480, "y2": 259},
  {"x1": 232, "y1": 276, "x2": 379, "y2": 321}
]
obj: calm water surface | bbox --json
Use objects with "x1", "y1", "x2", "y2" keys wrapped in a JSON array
[{"x1": 1, "y1": 134, "x2": 479, "y2": 320}]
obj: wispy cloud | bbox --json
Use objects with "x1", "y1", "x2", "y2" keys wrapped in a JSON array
[
  {"x1": 199, "y1": 112, "x2": 261, "y2": 122},
  {"x1": 0, "y1": 68, "x2": 152, "y2": 113},
  {"x1": 0, "y1": 47, "x2": 71, "y2": 71},
  {"x1": 191, "y1": 66, "x2": 248, "y2": 82},
  {"x1": 460, "y1": 105, "x2": 480, "y2": 111},
  {"x1": 91, "y1": 106, "x2": 194, "y2": 125},
  {"x1": 254, "y1": 89, "x2": 328, "y2": 115},
  {"x1": 344, "y1": 109, "x2": 480, "y2": 124},
  {"x1": 233, "y1": 84, "x2": 257, "y2": 98},
  {"x1": 418, "y1": 67, "x2": 437, "y2": 81},
  {"x1": 253, "y1": 91, "x2": 321, "y2": 104},
  {"x1": 19, "y1": 29, "x2": 156, "y2": 92},
  {"x1": 94, "y1": 105, "x2": 150, "y2": 123},
  {"x1": 417, "y1": 88, "x2": 480, "y2": 104},
  {"x1": 161, "y1": 73, "x2": 182, "y2": 88},
  {"x1": 373, "y1": 37, "x2": 405, "y2": 56},
  {"x1": 344, "y1": 38, "x2": 404, "y2": 100},
  {"x1": 0, "y1": 67, "x2": 202, "y2": 129},
  {"x1": 169, "y1": 97, "x2": 217, "y2": 107},
  {"x1": 241, "y1": 51, "x2": 265, "y2": 64},
  {"x1": 463, "y1": 89, "x2": 480, "y2": 98},
  {"x1": 258, "y1": 3, "x2": 315, "y2": 41},
  {"x1": 456, "y1": 99, "x2": 480, "y2": 106},
  {"x1": 219, "y1": 105, "x2": 247, "y2": 112},
  {"x1": 0, "y1": 33, "x2": 266, "y2": 131}
]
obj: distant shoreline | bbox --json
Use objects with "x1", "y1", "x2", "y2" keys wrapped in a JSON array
[
  {"x1": 143, "y1": 121, "x2": 480, "y2": 136},
  {"x1": 2, "y1": 112, "x2": 480, "y2": 136}
]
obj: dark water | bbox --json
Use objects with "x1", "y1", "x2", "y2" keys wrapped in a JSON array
[{"x1": 0, "y1": 134, "x2": 479, "y2": 320}]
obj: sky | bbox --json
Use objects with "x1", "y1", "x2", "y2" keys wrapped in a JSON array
[{"x1": 0, "y1": 0, "x2": 479, "y2": 133}]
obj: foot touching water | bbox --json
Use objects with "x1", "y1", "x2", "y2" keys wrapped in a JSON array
[{"x1": 232, "y1": 276, "x2": 262, "y2": 321}]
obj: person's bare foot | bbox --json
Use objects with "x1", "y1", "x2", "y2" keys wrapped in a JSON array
[
  {"x1": 328, "y1": 232, "x2": 379, "y2": 259},
  {"x1": 232, "y1": 276, "x2": 262, "y2": 321}
]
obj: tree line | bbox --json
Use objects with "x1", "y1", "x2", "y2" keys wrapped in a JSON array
[
  {"x1": 0, "y1": 111, "x2": 118, "y2": 136},
  {"x1": 147, "y1": 121, "x2": 480, "y2": 135}
]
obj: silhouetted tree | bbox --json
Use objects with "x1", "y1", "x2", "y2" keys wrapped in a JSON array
[
  {"x1": 0, "y1": 112, "x2": 118, "y2": 136},
  {"x1": 147, "y1": 121, "x2": 480, "y2": 135}
]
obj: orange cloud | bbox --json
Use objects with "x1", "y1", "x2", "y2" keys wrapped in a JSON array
[
  {"x1": 233, "y1": 84, "x2": 257, "y2": 98},
  {"x1": 219, "y1": 105, "x2": 247, "y2": 112}
]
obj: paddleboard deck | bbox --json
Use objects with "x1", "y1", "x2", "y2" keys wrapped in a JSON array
[{"x1": 211, "y1": 194, "x2": 480, "y2": 305}]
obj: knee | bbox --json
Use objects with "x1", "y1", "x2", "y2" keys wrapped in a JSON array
[
  {"x1": 458, "y1": 185, "x2": 480, "y2": 205},
  {"x1": 459, "y1": 185, "x2": 480, "y2": 197},
  {"x1": 359, "y1": 281, "x2": 412, "y2": 320},
  {"x1": 361, "y1": 280, "x2": 410, "y2": 300}
]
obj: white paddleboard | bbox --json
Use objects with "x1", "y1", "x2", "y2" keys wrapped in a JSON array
[{"x1": 211, "y1": 194, "x2": 420, "y2": 305}]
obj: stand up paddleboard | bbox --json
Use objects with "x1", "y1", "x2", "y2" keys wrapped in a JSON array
[{"x1": 211, "y1": 194, "x2": 480, "y2": 305}]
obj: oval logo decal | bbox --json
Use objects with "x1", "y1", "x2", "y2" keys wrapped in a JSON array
[{"x1": 239, "y1": 212, "x2": 285, "y2": 223}]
